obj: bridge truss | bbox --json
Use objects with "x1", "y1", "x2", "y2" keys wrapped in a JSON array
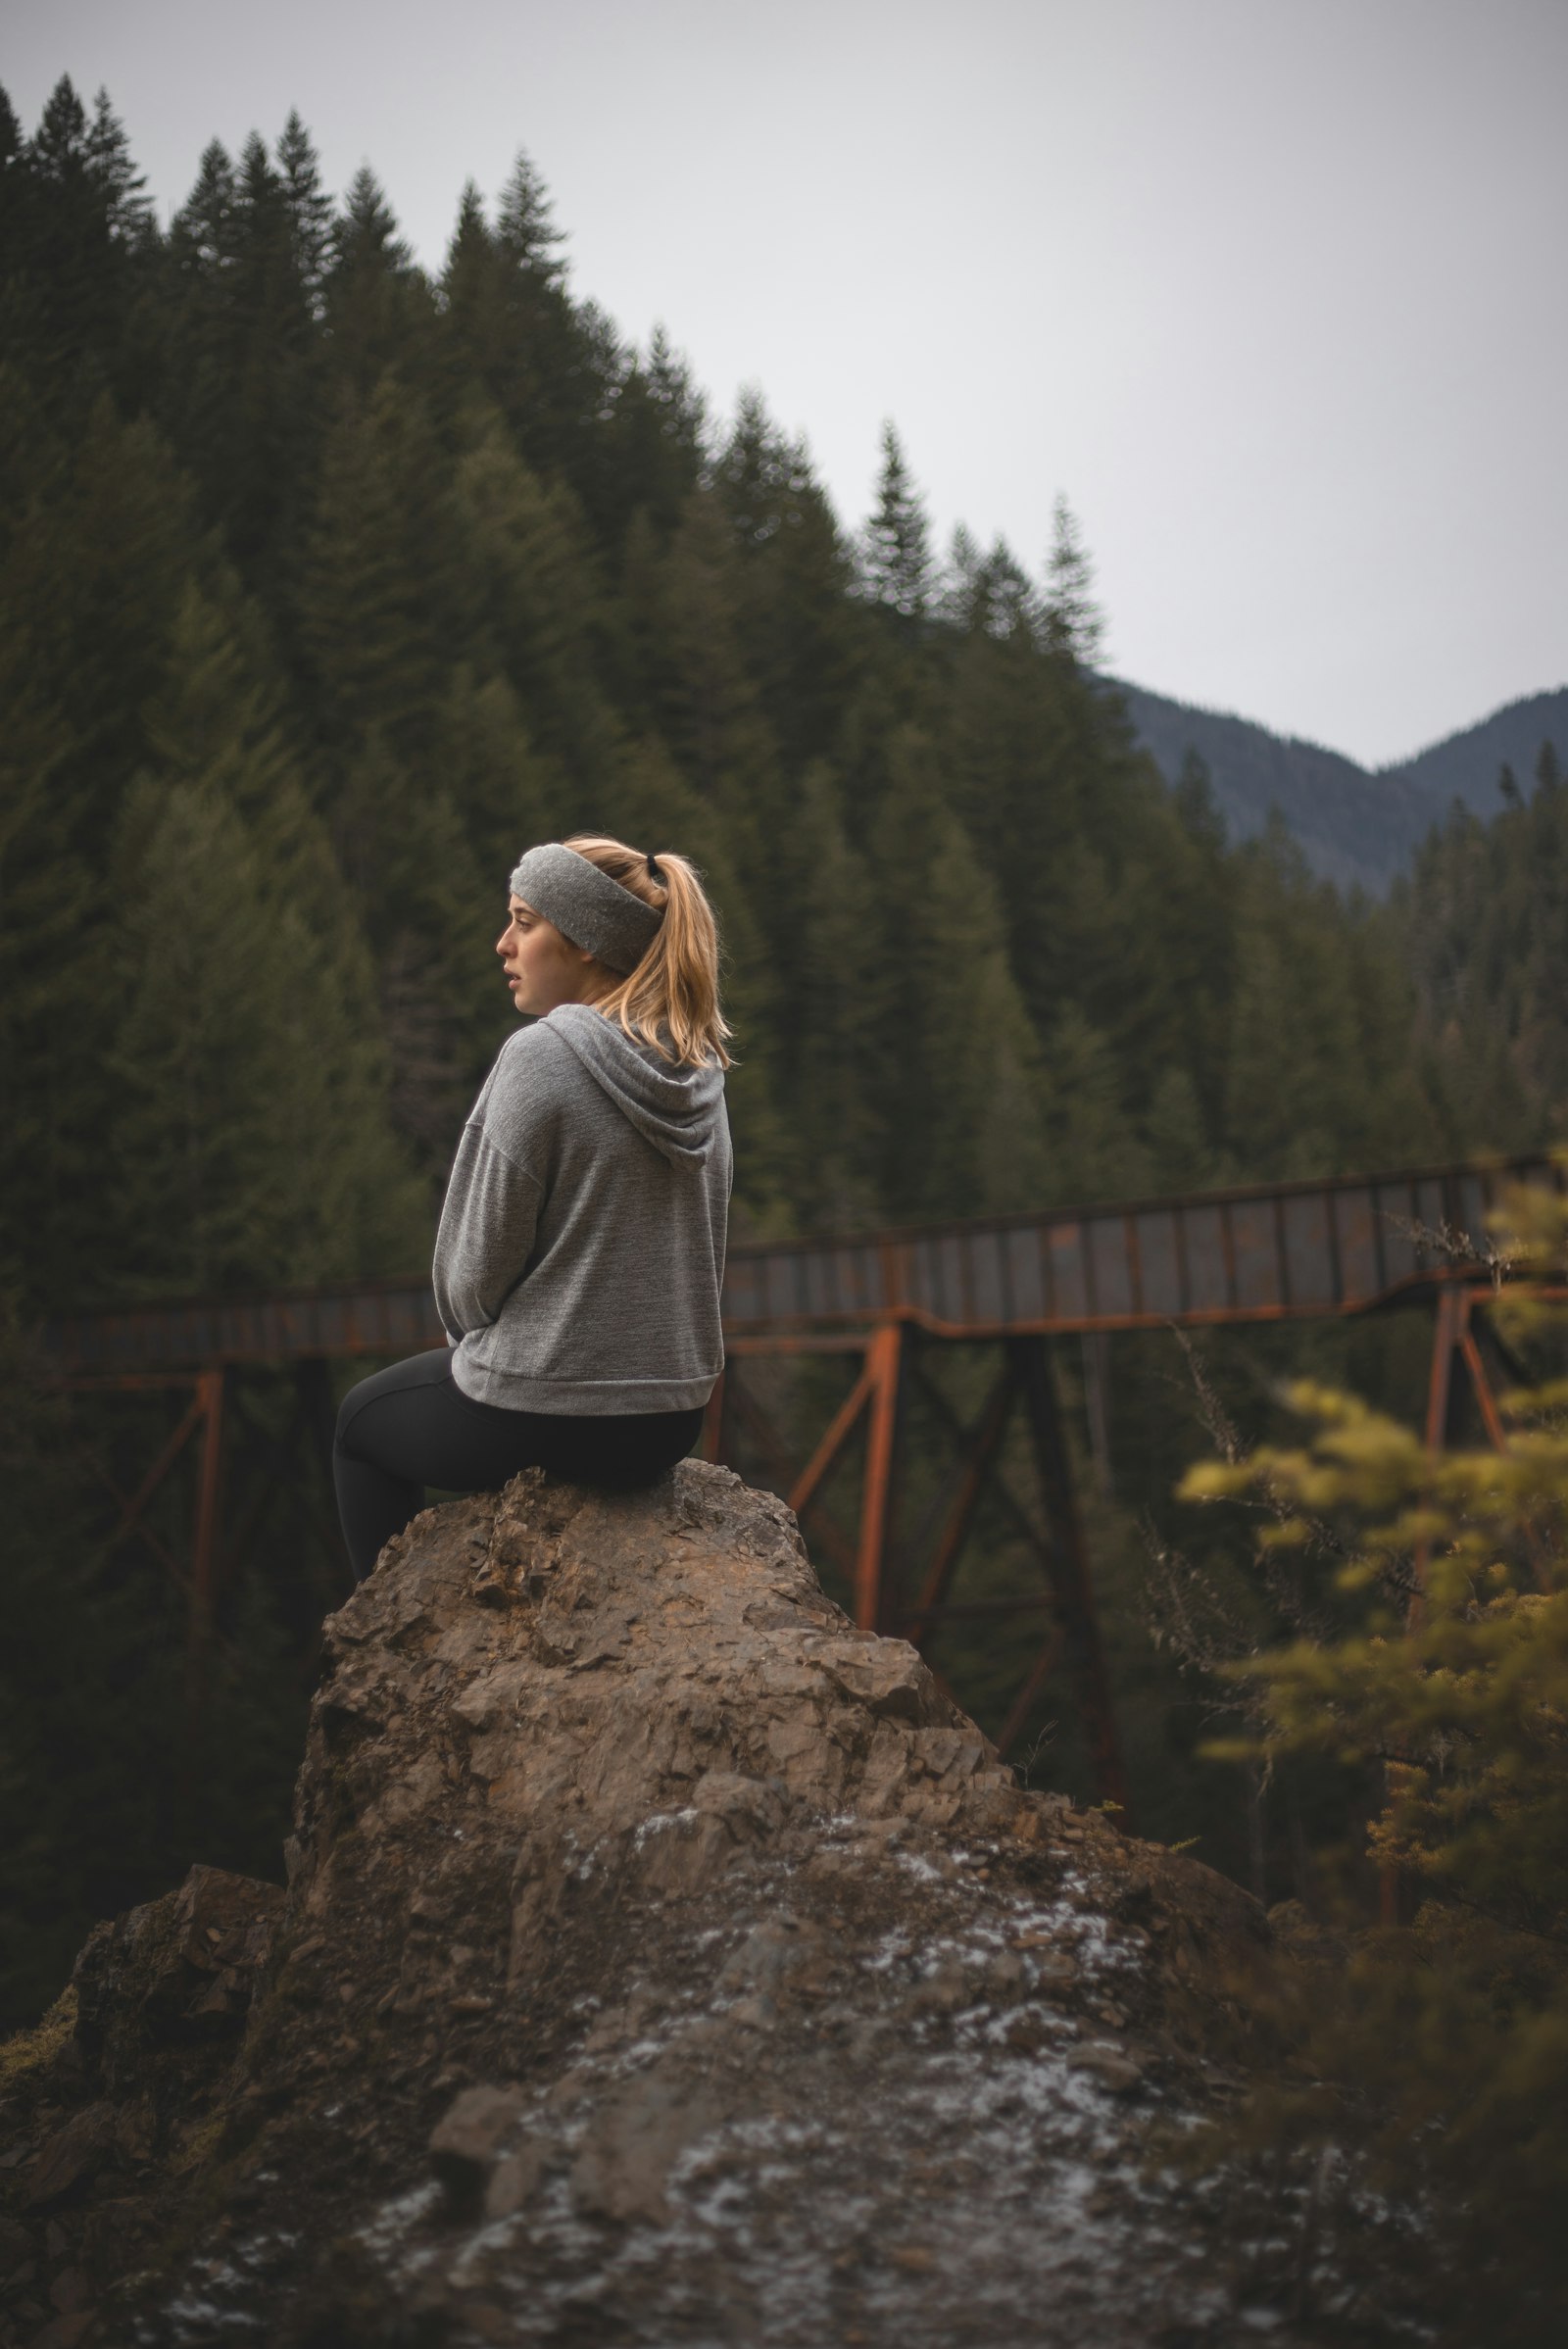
[{"x1": 41, "y1": 1153, "x2": 1560, "y2": 1801}]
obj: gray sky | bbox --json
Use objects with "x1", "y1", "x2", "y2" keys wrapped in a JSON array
[{"x1": 9, "y1": 0, "x2": 1565, "y2": 766}]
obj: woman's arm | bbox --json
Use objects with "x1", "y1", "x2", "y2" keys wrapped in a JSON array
[{"x1": 432, "y1": 1123, "x2": 544, "y2": 1339}]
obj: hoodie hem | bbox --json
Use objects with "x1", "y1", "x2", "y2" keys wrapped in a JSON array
[{"x1": 451, "y1": 1353, "x2": 720, "y2": 1415}]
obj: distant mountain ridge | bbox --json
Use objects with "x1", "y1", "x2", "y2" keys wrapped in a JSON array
[{"x1": 1114, "y1": 679, "x2": 1568, "y2": 894}]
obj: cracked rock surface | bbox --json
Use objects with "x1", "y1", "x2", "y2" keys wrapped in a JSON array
[{"x1": 2, "y1": 1461, "x2": 1291, "y2": 2347}]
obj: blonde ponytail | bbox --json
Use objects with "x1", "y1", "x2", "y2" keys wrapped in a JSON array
[{"x1": 560, "y1": 834, "x2": 731, "y2": 1068}]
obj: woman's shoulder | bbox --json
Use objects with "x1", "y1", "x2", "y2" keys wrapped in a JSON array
[
  {"x1": 503, "y1": 1016, "x2": 586, "y2": 1062},
  {"x1": 485, "y1": 1020, "x2": 584, "y2": 1104}
]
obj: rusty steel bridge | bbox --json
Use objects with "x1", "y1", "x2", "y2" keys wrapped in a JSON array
[{"x1": 42, "y1": 1152, "x2": 1560, "y2": 1806}]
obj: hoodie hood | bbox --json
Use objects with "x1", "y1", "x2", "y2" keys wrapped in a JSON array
[{"x1": 544, "y1": 1003, "x2": 725, "y2": 1168}]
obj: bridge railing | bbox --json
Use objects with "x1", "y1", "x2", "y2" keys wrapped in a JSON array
[{"x1": 39, "y1": 1151, "x2": 1561, "y2": 1375}]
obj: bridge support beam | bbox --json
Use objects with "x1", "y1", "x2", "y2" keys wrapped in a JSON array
[
  {"x1": 710, "y1": 1318, "x2": 1129, "y2": 1810},
  {"x1": 1415, "y1": 1279, "x2": 1549, "y2": 1592},
  {"x1": 187, "y1": 1367, "x2": 227, "y2": 1699},
  {"x1": 854, "y1": 1322, "x2": 905, "y2": 1634},
  {"x1": 1009, "y1": 1337, "x2": 1128, "y2": 1811},
  {"x1": 58, "y1": 1360, "x2": 347, "y2": 1733}
]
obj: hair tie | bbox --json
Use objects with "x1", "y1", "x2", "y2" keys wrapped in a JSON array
[{"x1": 647, "y1": 852, "x2": 663, "y2": 882}]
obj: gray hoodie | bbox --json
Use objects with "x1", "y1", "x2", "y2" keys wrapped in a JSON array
[{"x1": 432, "y1": 1004, "x2": 731, "y2": 1414}]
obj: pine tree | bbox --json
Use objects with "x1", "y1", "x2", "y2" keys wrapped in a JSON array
[
  {"x1": 943, "y1": 527, "x2": 1040, "y2": 642},
  {"x1": 0, "y1": 81, "x2": 22, "y2": 188},
  {"x1": 596, "y1": 326, "x2": 706, "y2": 547},
  {"x1": 643, "y1": 326, "x2": 706, "y2": 488},
  {"x1": 1141, "y1": 1065, "x2": 1215, "y2": 1190},
  {"x1": 940, "y1": 522, "x2": 982, "y2": 624},
  {"x1": 333, "y1": 161, "x2": 413, "y2": 272},
  {"x1": 1137, "y1": 753, "x2": 1235, "y2": 1141},
  {"x1": 1219, "y1": 827, "x2": 1381, "y2": 1179},
  {"x1": 1039, "y1": 1005, "x2": 1152, "y2": 1205},
  {"x1": 858, "y1": 729, "x2": 1046, "y2": 1217},
  {"x1": 85, "y1": 86, "x2": 154, "y2": 240},
  {"x1": 1042, "y1": 492, "x2": 1104, "y2": 665},
  {"x1": 1396, "y1": 769, "x2": 1568, "y2": 1150},
  {"x1": 0, "y1": 399, "x2": 209, "y2": 1303},
  {"x1": 330, "y1": 726, "x2": 490, "y2": 1165},
  {"x1": 440, "y1": 149, "x2": 614, "y2": 513},
  {"x1": 913, "y1": 810, "x2": 1054, "y2": 1215},
  {"x1": 434, "y1": 662, "x2": 569, "y2": 882},
  {"x1": 25, "y1": 73, "x2": 88, "y2": 182},
  {"x1": 6, "y1": 78, "x2": 153, "y2": 407},
  {"x1": 170, "y1": 136, "x2": 237, "y2": 274},
  {"x1": 450, "y1": 411, "x2": 615, "y2": 779},
  {"x1": 275, "y1": 110, "x2": 333, "y2": 313},
  {"x1": 298, "y1": 371, "x2": 473, "y2": 758},
  {"x1": 760, "y1": 759, "x2": 886, "y2": 1221},
  {"x1": 495, "y1": 150, "x2": 566, "y2": 280},
  {"x1": 0, "y1": 85, "x2": 24, "y2": 361},
  {"x1": 111, "y1": 584, "x2": 428, "y2": 1292},
  {"x1": 324, "y1": 165, "x2": 428, "y2": 400},
  {"x1": 439, "y1": 178, "x2": 494, "y2": 348},
  {"x1": 625, "y1": 487, "x2": 770, "y2": 801},
  {"x1": 161, "y1": 139, "x2": 241, "y2": 514},
  {"x1": 161, "y1": 129, "x2": 323, "y2": 577},
  {"x1": 1172, "y1": 744, "x2": 1226, "y2": 849},
  {"x1": 860, "y1": 420, "x2": 932, "y2": 626},
  {"x1": 713, "y1": 391, "x2": 859, "y2": 766}
]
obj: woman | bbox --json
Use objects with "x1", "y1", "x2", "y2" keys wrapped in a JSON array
[{"x1": 333, "y1": 834, "x2": 732, "y2": 1581}]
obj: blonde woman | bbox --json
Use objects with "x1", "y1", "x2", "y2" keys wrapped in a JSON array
[{"x1": 333, "y1": 837, "x2": 732, "y2": 1581}]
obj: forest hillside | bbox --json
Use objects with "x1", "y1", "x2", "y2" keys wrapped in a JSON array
[{"x1": 9, "y1": 73, "x2": 1562, "y2": 1324}]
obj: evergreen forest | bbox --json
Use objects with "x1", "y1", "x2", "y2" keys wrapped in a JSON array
[{"x1": 3, "y1": 79, "x2": 1568, "y2": 2041}]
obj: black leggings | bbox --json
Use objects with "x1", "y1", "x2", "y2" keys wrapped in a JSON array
[{"x1": 333, "y1": 1347, "x2": 705, "y2": 1581}]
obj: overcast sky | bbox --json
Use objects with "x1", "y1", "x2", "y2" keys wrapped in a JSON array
[{"x1": 9, "y1": 0, "x2": 1565, "y2": 767}]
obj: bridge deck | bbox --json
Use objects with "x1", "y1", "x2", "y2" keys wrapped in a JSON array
[{"x1": 40, "y1": 1154, "x2": 1557, "y2": 1377}]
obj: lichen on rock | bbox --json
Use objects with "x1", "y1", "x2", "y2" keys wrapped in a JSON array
[{"x1": 1, "y1": 1460, "x2": 1291, "y2": 2346}]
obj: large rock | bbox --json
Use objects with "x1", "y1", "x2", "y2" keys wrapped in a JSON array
[{"x1": 1, "y1": 1462, "x2": 1285, "y2": 2346}]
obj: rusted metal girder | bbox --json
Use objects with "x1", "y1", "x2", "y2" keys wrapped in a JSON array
[
  {"x1": 903, "y1": 1360, "x2": 1017, "y2": 1640},
  {"x1": 703, "y1": 1326, "x2": 1128, "y2": 1800},
  {"x1": 38, "y1": 1152, "x2": 1561, "y2": 1377},
  {"x1": 721, "y1": 1153, "x2": 1558, "y2": 1338},
  {"x1": 63, "y1": 1366, "x2": 228, "y2": 1716},
  {"x1": 1414, "y1": 1279, "x2": 1563, "y2": 1589}
]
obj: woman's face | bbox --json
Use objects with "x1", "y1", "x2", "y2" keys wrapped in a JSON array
[{"x1": 497, "y1": 896, "x2": 606, "y2": 1017}]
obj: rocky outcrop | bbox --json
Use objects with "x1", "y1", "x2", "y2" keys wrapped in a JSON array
[{"x1": 1, "y1": 1461, "x2": 1284, "y2": 2347}]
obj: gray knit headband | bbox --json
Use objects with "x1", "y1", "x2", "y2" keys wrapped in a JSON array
[{"x1": 509, "y1": 843, "x2": 663, "y2": 976}]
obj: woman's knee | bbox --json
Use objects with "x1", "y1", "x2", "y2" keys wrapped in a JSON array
[
  {"x1": 335, "y1": 1365, "x2": 407, "y2": 1453},
  {"x1": 334, "y1": 1349, "x2": 452, "y2": 1454},
  {"x1": 335, "y1": 1377, "x2": 373, "y2": 1452}
]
